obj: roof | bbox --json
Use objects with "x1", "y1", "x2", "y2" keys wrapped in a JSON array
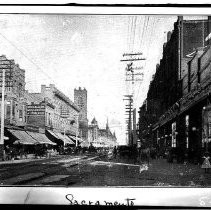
[
  {"x1": 25, "y1": 92, "x2": 44, "y2": 104},
  {"x1": 25, "y1": 92, "x2": 55, "y2": 109},
  {"x1": 53, "y1": 87, "x2": 80, "y2": 112},
  {"x1": 91, "y1": 117, "x2": 98, "y2": 124}
]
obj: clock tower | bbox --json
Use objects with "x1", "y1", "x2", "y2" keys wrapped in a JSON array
[{"x1": 74, "y1": 87, "x2": 88, "y2": 141}]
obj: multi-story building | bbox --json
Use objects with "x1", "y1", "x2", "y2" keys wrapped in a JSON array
[
  {"x1": 0, "y1": 55, "x2": 26, "y2": 127},
  {"x1": 25, "y1": 84, "x2": 81, "y2": 145},
  {"x1": 74, "y1": 87, "x2": 88, "y2": 142},
  {"x1": 138, "y1": 16, "x2": 211, "y2": 163},
  {"x1": 88, "y1": 117, "x2": 117, "y2": 148}
]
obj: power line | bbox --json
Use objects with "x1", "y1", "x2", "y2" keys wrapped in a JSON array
[
  {"x1": 135, "y1": 16, "x2": 155, "y2": 108},
  {"x1": 131, "y1": 16, "x2": 137, "y2": 53},
  {"x1": 0, "y1": 32, "x2": 57, "y2": 86}
]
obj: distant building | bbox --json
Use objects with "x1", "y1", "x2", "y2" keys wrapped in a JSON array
[
  {"x1": 74, "y1": 87, "x2": 88, "y2": 141},
  {"x1": 88, "y1": 117, "x2": 117, "y2": 148}
]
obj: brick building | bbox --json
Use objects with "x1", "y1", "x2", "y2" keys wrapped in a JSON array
[
  {"x1": 138, "y1": 16, "x2": 211, "y2": 163},
  {"x1": 0, "y1": 55, "x2": 26, "y2": 127}
]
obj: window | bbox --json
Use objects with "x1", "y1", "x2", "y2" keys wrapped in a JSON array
[
  {"x1": 185, "y1": 115, "x2": 189, "y2": 149},
  {"x1": 209, "y1": 122, "x2": 211, "y2": 137},
  {"x1": 172, "y1": 122, "x2": 176, "y2": 148},
  {"x1": 19, "y1": 110, "x2": 23, "y2": 121}
]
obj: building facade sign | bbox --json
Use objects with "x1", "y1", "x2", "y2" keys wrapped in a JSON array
[
  {"x1": 171, "y1": 122, "x2": 176, "y2": 148},
  {"x1": 159, "y1": 102, "x2": 180, "y2": 127},
  {"x1": 27, "y1": 104, "x2": 45, "y2": 116},
  {"x1": 156, "y1": 81, "x2": 211, "y2": 129},
  {"x1": 25, "y1": 125, "x2": 40, "y2": 133},
  {"x1": 180, "y1": 82, "x2": 211, "y2": 113}
]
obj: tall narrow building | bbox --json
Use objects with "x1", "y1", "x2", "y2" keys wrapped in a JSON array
[{"x1": 74, "y1": 87, "x2": 88, "y2": 141}]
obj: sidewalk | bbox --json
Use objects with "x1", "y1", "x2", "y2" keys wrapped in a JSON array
[
  {"x1": 105, "y1": 155, "x2": 211, "y2": 186},
  {"x1": 141, "y1": 158, "x2": 210, "y2": 186},
  {"x1": 0, "y1": 153, "x2": 61, "y2": 165}
]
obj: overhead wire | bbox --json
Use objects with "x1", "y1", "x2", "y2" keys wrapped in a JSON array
[
  {"x1": 0, "y1": 32, "x2": 57, "y2": 86},
  {"x1": 133, "y1": 16, "x2": 150, "y2": 107},
  {"x1": 134, "y1": 16, "x2": 157, "y2": 108}
]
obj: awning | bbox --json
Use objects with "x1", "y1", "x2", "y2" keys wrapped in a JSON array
[
  {"x1": 54, "y1": 132, "x2": 75, "y2": 145},
  {"x1": 63, "y1": 135, "x2": 75, "y2": 145},
  {"x1": 9, "y1": 129, "x2": 37, "y2": 145},
  {"x1": 47, "y1": 130, "x2": 59, "y2": 139},
  {"x1": 68, "y1": 135, "x2": 83, "y2": 143},
  {"x1": 26, "y1": 131, "x2": 56, "y2": 145}
]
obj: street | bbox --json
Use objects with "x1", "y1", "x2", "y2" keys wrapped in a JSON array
[{"x1": 0, "y1": 154, "x2": 210, "y2": 186}]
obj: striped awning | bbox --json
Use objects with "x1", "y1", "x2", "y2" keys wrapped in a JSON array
[
  {"x1": 26, "y1": 131, "x2": 56, "y2": 145},
  {"x1": 68, "y1": 135, "x2": 83, "y2": 143},
  {"x1": 54, "y1": 132, "x2": 75, "y2": 145},
  {"x1": 9, "y1": 129, "x2": 37, "y2": 145},
  {"x1": 47, "y1": 130, "x2": 59, "y2": 139},
  {"x1": 63, "y1": 135, "x2": 75, "y2": 145}
]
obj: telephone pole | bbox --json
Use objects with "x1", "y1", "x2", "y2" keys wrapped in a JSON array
[
  {"x1": 121, "y1": 53, "x2": 145, "y2": 146},
  {"x1": 124, "y1": 95, "x2": 133, "y2": 146},
  {"x1": 0, "y1": 57, "x2": 11, "y2": 160}
]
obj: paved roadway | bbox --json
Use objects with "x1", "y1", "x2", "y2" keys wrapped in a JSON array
[{"x1": 0, "y1": 154, "x2": 210, "y2": 186}]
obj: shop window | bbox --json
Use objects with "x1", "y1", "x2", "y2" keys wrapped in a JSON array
[
  {"x1": 172, "y1": 122, "x2": 176, "y2": 148},
  {"x1": 209, "y1": 122, "x2": 211, "y2": 137},
  {"x1": 185, "y1": 115, "x2": 189, "y2": 149},
  {"x1": 19, "y1": 109, "x2": 23, "y2": 121}
]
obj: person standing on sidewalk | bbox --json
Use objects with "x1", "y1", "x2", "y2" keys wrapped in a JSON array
[
  {"x1": 113, "y1": 146, "x2": 117, "y2": 159},
  {"x1": 202, "y1": 152, "x2": 211, "y2": 173}
]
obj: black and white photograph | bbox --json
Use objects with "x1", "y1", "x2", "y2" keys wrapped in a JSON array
[{"x1": 0, "y1": 2, "x2": 211, "y2": 207}]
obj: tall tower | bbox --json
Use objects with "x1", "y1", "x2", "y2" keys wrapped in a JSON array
[{"x1": 74, "y1": 87, "x2": 88, "y2": 141}]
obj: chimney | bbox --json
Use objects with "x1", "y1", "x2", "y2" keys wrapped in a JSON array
[
  {"x1": 41, "y1": 85, "x2": 46, "y2": 94},
  {"x1": 49, "y1": 84, "x2": 55, "y2": 90}
]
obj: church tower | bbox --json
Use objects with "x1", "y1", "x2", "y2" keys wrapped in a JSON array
[{"x1": 74, "y1": 87, "x2": 88, "y2": 141}]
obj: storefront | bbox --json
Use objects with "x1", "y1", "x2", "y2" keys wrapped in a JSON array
[{"x1": 152, "y1": 80, "x2": 211, "y2": 163}]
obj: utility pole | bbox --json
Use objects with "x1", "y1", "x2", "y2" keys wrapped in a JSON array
[
  {"x1": 0, "y1": 58, "x2": 11, "y2": 161},
  {"x1": 124, "y1": 95, "x2": 133, "y2": 146},
  {"x1": 133, "y1": 108, "x2": 137, "y2": 146},
  {"x1": 121, "y1": 53, "x2": 145, "y2": 146}
]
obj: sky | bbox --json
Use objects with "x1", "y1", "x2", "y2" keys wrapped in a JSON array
[{"x1": 0, "y1": 14, "x2": 182, "y2": 144}]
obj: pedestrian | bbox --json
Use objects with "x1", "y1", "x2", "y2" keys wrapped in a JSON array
[
  {"x1": 113, "y1": 146, "x2": 117, "y2": 159},
  {"x1": 202, "y1": 152, "x2": 211, "y2": 173}
]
